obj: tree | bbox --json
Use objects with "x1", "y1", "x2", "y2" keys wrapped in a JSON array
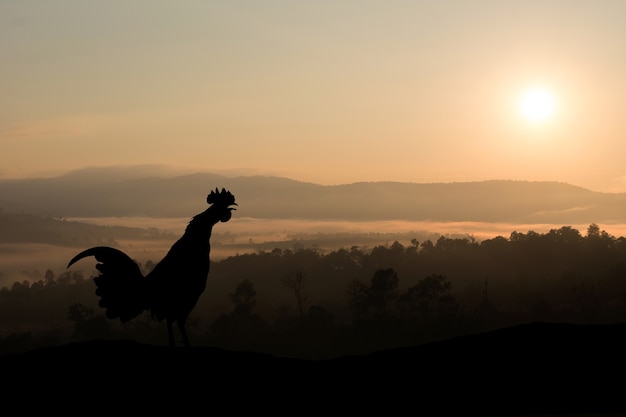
[
  {"x1": 210, "y1": 280, "x2": 267, "y2": 347},
  {"x1": 281, "y1": 270, "x2": 310, "y2": 320},
  {"x1": 56, "y1": 270, "x2": 84, "y2": 285},
  {"x1": 398, "y1": 274, "x2": 456, "y2": 319},
  {"x1": 347, "y1": 279, "x2": 370, "y2": 319},
  {"x1": 44, "y1": 269, "x2": 55, "y2": 286},
  {"x1": 587, "y1": 223, "x2": 600, "y2": 238},
  {"x1": 368, "y1": 268, "x2": 399, "y2": 316},
  {"x1": 229, "y1": 279, "x2": 257, "y2": 315},
  {"x1": 389, "y1": 241, "x2": 405, "y2": 256},
  {"x1": 347, "y1": 268, "x2": 399, "y2": 319},
  {"x1": 420, "y1": 239, "x2": 434, "y2": 253}
]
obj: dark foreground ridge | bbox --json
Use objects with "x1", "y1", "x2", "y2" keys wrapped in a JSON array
[{"x1": 3, "y1": 321, "x2": 625, "y2": 415}]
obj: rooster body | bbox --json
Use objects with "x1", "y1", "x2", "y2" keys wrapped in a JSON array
[{"x1": 67, "y1": 188, "x2": 237, "y2": 347}]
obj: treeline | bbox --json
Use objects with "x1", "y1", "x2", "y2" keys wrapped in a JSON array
[{"x1": 2, "y1": 224, "x2": 626, "y2": 358}]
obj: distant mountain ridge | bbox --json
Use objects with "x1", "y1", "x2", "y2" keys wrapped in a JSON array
[{"x1": 1, "y1": 166, "x2": 626, "y2": 223}]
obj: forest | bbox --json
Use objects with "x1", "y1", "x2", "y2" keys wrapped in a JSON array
[{"x1": 2, "y1": 223, "x2": 626, "y2": 359}]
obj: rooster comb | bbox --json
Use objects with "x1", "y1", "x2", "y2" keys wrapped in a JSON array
[{"x1": 207, "y1": 187, "x2": 237, "y2": 206}]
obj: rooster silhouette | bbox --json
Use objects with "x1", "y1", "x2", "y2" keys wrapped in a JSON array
[{"x1": 67, "y1": 187, "x2": 237, "y2": 347}]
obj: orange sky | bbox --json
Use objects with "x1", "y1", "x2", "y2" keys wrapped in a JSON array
[{"x1": 2, "y1": 1, "x2": 626, "y2": 192}]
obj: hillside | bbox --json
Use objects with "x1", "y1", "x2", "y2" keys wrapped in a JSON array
[
  {"x1": 0, "y1": 211, "x2": 174, "y2": 246},
  {"x1": 1, "y1": 166, "x2": 626, "y2": 223},
  {"x1": 2, "y1": 322, "x2": 625, "y2": 415}
]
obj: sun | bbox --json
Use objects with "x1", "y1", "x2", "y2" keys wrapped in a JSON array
[{"x1": 519, "y1": 88, "x2": 556, "y2": 123}]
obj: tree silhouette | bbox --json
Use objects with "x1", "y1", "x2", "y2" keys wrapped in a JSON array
[
  {"x1": 398, "y1": 273, "x2": 456, "y2": 319},
  {"x1": 281, "y1": 270, "x2": 309, "y2": 320},
  {"x1": 368, "y1": 268, "x2": 399, "y2": 316},
  {"x1": 587, "y1": 223, "x2": 600, "y2": 238},
  {"x1": 45, "y1": 269, "x2": 55, "y2": 286},
  {"x1": 348, "y1": 268, "x2": 399, "y2": 319},
  {"x1": 210, "y1": 280, "x2": 267, "y2": 349}
]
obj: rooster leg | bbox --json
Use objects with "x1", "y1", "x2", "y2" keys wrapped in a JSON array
[
  {"x1": 178, "y1": 319, "x2": 191, "y2": 348},
  {"x1": 167, "y1": 319, "x2": 176, "y2": 347}
]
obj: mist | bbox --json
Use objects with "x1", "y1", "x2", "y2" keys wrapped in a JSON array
[{"x1": 4, "y1": 214, "x2": 626, "y2": 289}]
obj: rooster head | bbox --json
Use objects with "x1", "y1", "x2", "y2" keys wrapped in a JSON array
[{"x1": 207, "y1": 187, "x2": 237, "y2": 222}]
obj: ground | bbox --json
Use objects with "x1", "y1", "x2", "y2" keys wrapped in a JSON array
[{"x1": 2, "y1": 322, "x2": 625, "y2": 416}]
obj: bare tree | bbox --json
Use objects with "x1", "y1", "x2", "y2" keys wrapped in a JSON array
[{"x1": 282, "y1": 270, "x2": 309, "y2": 319}]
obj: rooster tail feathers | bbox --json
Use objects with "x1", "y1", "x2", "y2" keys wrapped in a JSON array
[
  {"x1": 68, "y1": 246, "x2": 139, "y2": 270},
  {"x1": 67, "y1": 246, "x2": 147, "y2": 322}
]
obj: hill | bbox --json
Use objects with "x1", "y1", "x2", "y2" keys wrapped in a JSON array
[
  {"x1": 2, "y1": 321, "x2": 625, "y2": 415},
  {"x1": 0, "y1": 211, "x2": 173, "y2": 246},
  {"x1": 1, "y1": 166, "x2": 626, "y2": 223}
]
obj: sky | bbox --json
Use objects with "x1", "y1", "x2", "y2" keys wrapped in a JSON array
[{"x1": 2, "y1": 1, "x2": 626, "y2": 192}]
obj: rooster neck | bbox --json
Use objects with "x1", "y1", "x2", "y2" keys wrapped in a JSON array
[
  {"x1": 153, "y1": 208, "x2": 219, "y2": 270},
  {"x1": 186, "y1": 207, "x2": 221, "y2": 233},
  {"x1": 171, "y1": 208, "x2": 219, "y2": 251}
]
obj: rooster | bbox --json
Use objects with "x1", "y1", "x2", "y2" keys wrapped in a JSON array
[{"x1": 67, "y1": 187, "x2": 237, "y2": 347}]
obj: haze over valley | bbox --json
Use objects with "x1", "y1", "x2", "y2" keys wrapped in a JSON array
[{"x1": 2, "y1": 166, "x2": 626, "y2": 288}]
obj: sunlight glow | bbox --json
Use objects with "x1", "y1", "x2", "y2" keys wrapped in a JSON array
[{"x1": 520, "y1": 88, "x2": 556, "y2": 123}]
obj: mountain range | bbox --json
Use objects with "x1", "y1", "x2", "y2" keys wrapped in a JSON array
[{"x1": 2, "y1": 166, "x2": 626, "y2": 224}]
